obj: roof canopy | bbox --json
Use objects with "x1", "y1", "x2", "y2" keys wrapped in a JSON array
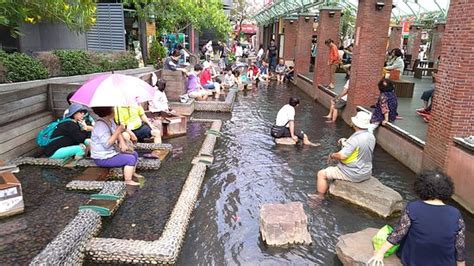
[{"x1": 254, "y1": 0, "x2": 450, "y2": 26}]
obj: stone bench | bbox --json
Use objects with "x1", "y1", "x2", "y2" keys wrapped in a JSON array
[
  {"x1": 390, "y1": 79, "x2": 414, "y2": 98},
  {"x1": 336, "y1": 228, "x2": 402, "y2": 265},
  {"x1": 329, "y1": 177, "x2": 403, "y2": 217},
  {"x1": 259, "y1": 202, "x2": 312, "y2": 246},
  {"x1": 274, "y1": 137, "x2": 297, "y2": 145}
]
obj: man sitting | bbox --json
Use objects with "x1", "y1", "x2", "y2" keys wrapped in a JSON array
[
  {"x1": 163, "y1": 49, "x2": 188, "y2": 74},
  {"x1": 311, "y1": 111, "x2": 375, "y2": 198},
  {"x1": 273, "y1": 97, "x2": 319, "y2": 146},
  {"x1": 115, "y1": 105, "x2": 161, "y2": 144}
]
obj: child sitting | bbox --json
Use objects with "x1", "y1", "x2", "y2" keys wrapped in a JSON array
[
  {"x1": 223, "y1": 69, "x2": 238, "y2": 90},
  {"x1": 148, "y1": 75, "x2": 175, "y2": 116},
  {"x1": 285, "y1": 66, "x2": 295, "y2": 82},
  {"x1": 256, "y1": 60, "x2": 269, "y2": 84},
  {"x1": 240, "y1": 68, "x2": 252, "y2": 90},
  {"x1": 248, "y1": 61, "x2": 260, "y2": 81},
  {"x1": 274, "y1": 59, "x2": 288, "y2": 83}
]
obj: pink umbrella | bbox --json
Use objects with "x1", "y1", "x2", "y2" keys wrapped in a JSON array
[{"x1": 70, "y1": 74, "x2": 155, "y2": 107}]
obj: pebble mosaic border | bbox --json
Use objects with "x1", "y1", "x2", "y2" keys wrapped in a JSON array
[
  {"x1": 11, "y1": 157, "x2": 162, "y2": 171},
  {"x1": 194, "y1": 89, "x2": 237, "y2": 112},
  {"x1": 30, "y1": 181, "x2": 127, "y2": 265},
  {"x1": 85, "y1": 120, "x2": 222, "y2": 264}
]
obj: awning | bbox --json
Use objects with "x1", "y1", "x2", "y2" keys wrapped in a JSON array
[{"x1": 235, "y1": 24, "x2": 257, "y2": 34}]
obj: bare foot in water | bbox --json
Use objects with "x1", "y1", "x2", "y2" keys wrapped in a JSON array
[
  {"x1": 125, "y1": 180, "x2": 140, "y2": 186},
  {"x1": 305, "y1": 141, "x2": 321, "y2": 147},
  {"x1": 308, "y1": 193, "x2": 325, "y2": 208},
  {"x1": 325, "y1": 120, "x2": 335, "y2": 123},
  {"x1": 322, "y1": 115, "x2": 331, "y2": 119}
]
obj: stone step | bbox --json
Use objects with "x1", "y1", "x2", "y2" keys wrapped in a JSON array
[
  {"x1": 336, "y1": 228, "x2": 402, "y2": 266},
  {"x1": 259, "y1": 202, "x2": 312, "y2": 246},
  {"x1": 329, "y1": 177, "x2": 404, "y2": 217}
]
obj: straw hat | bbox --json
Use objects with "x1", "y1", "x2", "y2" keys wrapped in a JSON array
[{"x1": 351, "y1": 111, "x2": 371, "y2": 129}]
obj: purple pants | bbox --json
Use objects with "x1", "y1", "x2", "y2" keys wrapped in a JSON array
[{"x1": 94, "y1": 151, "x2": 138, "y2": 168}]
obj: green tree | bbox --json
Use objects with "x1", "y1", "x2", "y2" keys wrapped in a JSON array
[
  {"x1": 0, "y1": 0, "x2": 97, "y2": 35},
  {"x1": 123, "y1": 0, "x2": 231, "y2": 37}
]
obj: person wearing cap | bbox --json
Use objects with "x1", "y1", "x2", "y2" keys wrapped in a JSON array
[
  {"x1": 43, "y1": 103, "x2": 91, "y2": 159},
  {"x1": 200, "y1": 61, "x2": 221, "y2": 98},
  {"x1": 312, "y1": 111, "x2": 376, "y2": 196}
]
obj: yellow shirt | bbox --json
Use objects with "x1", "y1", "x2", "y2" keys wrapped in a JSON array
[{"x1": 114, "y1": 106, "x2": 145, "y2": 130}]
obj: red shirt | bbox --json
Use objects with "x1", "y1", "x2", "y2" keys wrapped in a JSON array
[
  {"x1": 329, "y1": 43, "x2": 340, "y2": 65},
  {"x1": 250, "y1": 65, "x2": 259, "y2": 75},
  {"x1": 200, "y1": 68, "x2": 212, "y2": 85}
]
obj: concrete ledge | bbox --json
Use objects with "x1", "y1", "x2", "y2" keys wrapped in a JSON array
[
  {"x1": 446, "y1": 145, "x2": 474, "y2": 214},
  {"x1": 194, "y1": 89, "x2": 238, "y2": 112},
  {"x1": 0, "y1": 67, "x2": 155, "y2": 92},
  {"x1": 85, "y1": 120, "x2": 222, "y2": 264},
  {"x1": 169, "y1": 99, "x2": 195, "y2": 116}
]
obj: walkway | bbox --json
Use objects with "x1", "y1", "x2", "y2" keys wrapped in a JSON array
[{"x1": 301, "y1": 72, "x2": 432, "y2": 141}]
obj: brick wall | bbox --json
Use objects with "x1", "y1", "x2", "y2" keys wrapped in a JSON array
[
  {"x1": 294, "y1": 16, "x2": 315, "y2": 74},
  {"x1": 407, "y1": 25, "x2": 422, "y2": 65},
  {"x1": 429, "y1": 22, "x2": 445, "y2": 61},
  {"x1": 313, "y1": 8, "x2": 341, "y2": 87},
  {"x1": 283, "y1": 19, "x2": 298, "y2": 61},
  {"x1": 345, "y1": 0, "x2": 393, "y2": 119},
  {"x1": 423, "y1": 0, "x2": 474, "y2": 170},
  {"x1": 388, "y1": 26, "x2": 402, "y2": 51}
]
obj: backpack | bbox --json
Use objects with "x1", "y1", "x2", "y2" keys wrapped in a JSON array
[{"x1": 36, "y1": 118, "x2": 72, "y2": 147}]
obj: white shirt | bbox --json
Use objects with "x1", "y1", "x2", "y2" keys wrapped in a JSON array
[
  {"x1": 224, "y1": 73, "x2": 236, "y2": 86},
  {"x1": 257, "y1": 48, "x2": 264, "y2": 59},
  {"x1": 341, "y1": 80, "x2": 350, "y2": 101},
  {"x1": 235, "y1": 46, "x2": 243, "y2": 57},
  {"x1": 148, "y1": 89, "x2": 169, "y2": 113},
  {"x1": 275, "y1": 104, "x2": 295, "y2": 127}
]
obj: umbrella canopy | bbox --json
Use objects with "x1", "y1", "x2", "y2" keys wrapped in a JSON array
[{"x1": 70, "y1": 74, "x2": 155, "y2": 107}]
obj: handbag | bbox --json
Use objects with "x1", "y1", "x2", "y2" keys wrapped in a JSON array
[
  {"x1": 270, "y1": 121, "x2": 289, "y2": 138},
  {"x1": 372, "y1": 225, "x2": 400, "y2": 257}
]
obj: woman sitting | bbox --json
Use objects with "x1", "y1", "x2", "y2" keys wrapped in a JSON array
[
  {"x1": 324, "y1": 67, "x2": 351, "y2": 123},
  {"x1": 369, "y1": 171, "x2": 466, "y2": 266},
  {"x1": 148, "y1": 75, "x2": 174, "y2": 116},
  {"x1": 115, "y1": 105, "x2": 161, "y2": 144},
  {"x1": 43, "y1": 103, "x2": 90, "y2": 159},
  {"x1": 91, "y1": 107, "x2": 141, "y2": 186},
  {"x1": 369, "y1": 78, "x2": 398, "y2": 133},
  {"x1": 384, "y1": 48, "x2": 405, "y2": 79}
]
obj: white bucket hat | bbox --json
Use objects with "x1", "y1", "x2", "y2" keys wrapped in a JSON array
[{"x1": 351, "y1": 111, "x2": 371, "y2": 129}]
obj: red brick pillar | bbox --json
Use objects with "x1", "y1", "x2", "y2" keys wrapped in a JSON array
[
  {"x1": 283, "y1": 19, "x2": 298, "y2": 61},
  {"x1": 422, "y1": 2, "x2": 474, "y2": 170},
  {"x1": 345, "y1": 0, "x2": 393, "y2": 119},
  {"x1": 294, "y1": 16, "x2": 315, "y2": 75},
  {"x1": 387, "y1": 26, "x2": 402, "y2": 51},
  {"x1": 313, "y1": 8, "x2": 342, "y2": 87},
  {"x1": 429, "y1": 22, "x2": 445, "y2": 61},
  {"x1": 407, "y1": 25, "x2": 423, "y2": 65}
]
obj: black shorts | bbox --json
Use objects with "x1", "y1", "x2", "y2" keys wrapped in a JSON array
[
  {"x1": 280, "y1": 127, "x2": 304, "y2": 140},
  {"x1": 132, "y1": 123, "x2": 152, "y2": 142}
]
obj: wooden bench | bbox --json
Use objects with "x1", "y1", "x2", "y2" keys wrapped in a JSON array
[
  {"x1": 414, "y1": 67, "x2": 436, "y2": 79},
  {"x1": 0, "y1": 90, "x2": 55, "y2": 160},
  {"x1": 390, "y1": 79, "x2": 415, "y2": 98}
]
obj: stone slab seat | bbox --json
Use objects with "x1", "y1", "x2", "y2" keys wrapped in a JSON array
[
  {"x1": 259, "y1": 202, "x2": 312, "y2": 246},
  {"x1": 329, "y1": 177, "x2": 404, "y2": 217},
  {"x1": 274, "y1": 137, "x2": 297, "y2": 145},
  {"x1": 336, "y1": 228, "x2": 402, "y2": 266}
]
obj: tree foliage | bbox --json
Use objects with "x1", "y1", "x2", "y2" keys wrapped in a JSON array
[
  {"x1": 123, "y1": 0, "x2": 232, "y2": 38},
  {"x1": 0, "y1": 0, "x2": 97, "y2": 35},
  {"x1": 231, "y1": 0, "x2": 259, "y2": 36}
]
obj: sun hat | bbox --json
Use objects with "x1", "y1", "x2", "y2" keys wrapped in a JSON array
[
  {"x1": 351, "y1": 111, "x2": 372, "y2": 129},
  {"x1": 64, "y1": 103, "x2": 88, "y2": 118}
]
